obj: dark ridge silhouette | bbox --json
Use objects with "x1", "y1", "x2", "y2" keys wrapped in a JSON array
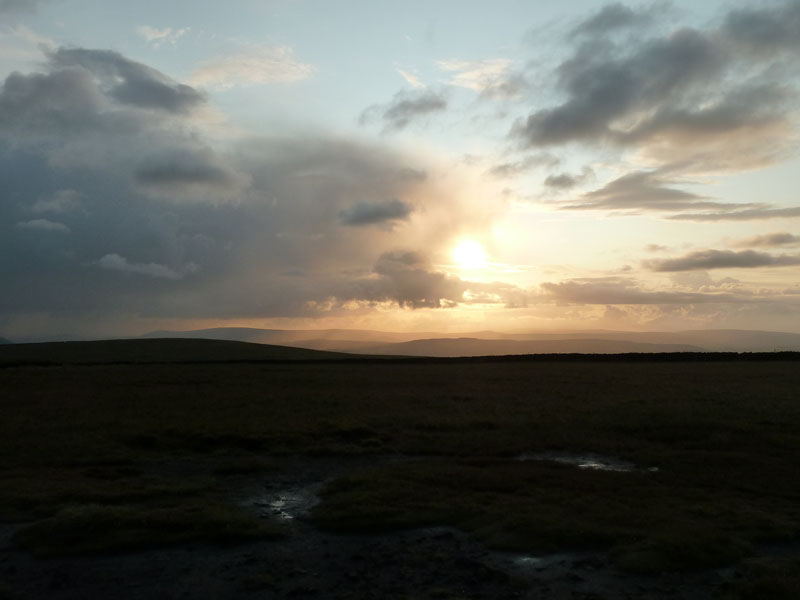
[
  {"x1": 1, "y1": 338, "x2": 797, "y2": 367},
  {"x1": 0, "y1": 338, "x2": 359, "y2": 366},
  {"x1": 139, "y1": 327, "x2": 800, "y2": 354}
]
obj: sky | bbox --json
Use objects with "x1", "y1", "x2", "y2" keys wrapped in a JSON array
[{"x1": 1, "y1": 0, "x2": 799, "y2": 340}]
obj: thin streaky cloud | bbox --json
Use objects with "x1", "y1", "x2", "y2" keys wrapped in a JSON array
[
  {"x1": 437, "y1": 58, "x2": 511, "y2": 92},
  {"x1": 396, "y1": 68, "x2": 424, "y2": 88},
  {"x1": 190, "y1": 45, "x2": 313, "y2": 90}
]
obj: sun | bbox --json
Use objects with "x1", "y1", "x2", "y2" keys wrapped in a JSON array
[{"x1": 452, "y1": 240, "x2": 488, "y2": 269}]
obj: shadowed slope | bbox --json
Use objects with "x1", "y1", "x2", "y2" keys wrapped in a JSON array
[{"x1": 0, "y1": 338, "x2": 357, "y2": 365}]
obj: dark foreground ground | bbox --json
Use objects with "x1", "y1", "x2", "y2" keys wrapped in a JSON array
[{"x1": 2, "y1": 343, "x2": 800, "y2": 598}]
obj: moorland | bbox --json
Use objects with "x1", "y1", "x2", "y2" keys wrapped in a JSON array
[{"x1": 1, "y1": 338, "x2": 800, "y2": 599}]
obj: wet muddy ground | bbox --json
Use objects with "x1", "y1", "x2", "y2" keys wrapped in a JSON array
[{"x1": 0, "y1": 454, "x2": 740, "y2": 599}]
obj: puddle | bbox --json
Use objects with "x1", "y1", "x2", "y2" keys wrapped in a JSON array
[
  {"x1": 516, "y1": 451, "x2": 654, "y2": 472},
  {"x1": 248, "y1": 486, "x2": 319, "y2": 521}
]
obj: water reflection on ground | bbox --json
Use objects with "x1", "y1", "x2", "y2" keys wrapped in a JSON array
[{"x1": 516, "y1": 451, "x2": 657, "y2": 472}]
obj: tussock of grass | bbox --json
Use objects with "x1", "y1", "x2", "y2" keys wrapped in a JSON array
[
  {"x1": 12, "y1": 502, "x2": 285, "y2": 557},
  {"x1": 311, "y1": 458, "x2": 800, "y2": 573},
  {"x1": 720, "y1": 556, "x2": 800, "y2": 599},
  {"x1": 0, "y1": 469, "x2": 215, "y2": 521}
]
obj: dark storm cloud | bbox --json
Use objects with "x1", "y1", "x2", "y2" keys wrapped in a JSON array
[
  {"x1": 511, "y1": 2, "x2": 799, "y2": 175},
  {"x1": 722, "y1": 1, "x2": 800, "y2": 56},
  {"x1": 48, "y1": 48, "x2": 206, "y2": 114},
  {"x1": 135, "y1": 150, "x2": 244, "y2": 193},
  {"x1": 338, "y1": 198, "x2": 412, "y2": 227},
  {"x1": 371, "y1": 251, "x2": 467, "y2": 308},
  {"x1": 1, "y1": 48, "x2": 492, "y2": 328},
  {"x1": 360, "y1": 89, "x2": 447, "y2": 132},
  {"x1": 645, "y1": 249, "x2": 800, "y2": 272},
  {"x1": 729, "y1": 233, "x2": 800, "y2": 248}
]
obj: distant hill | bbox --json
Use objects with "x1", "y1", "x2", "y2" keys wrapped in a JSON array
[
  {"x1": 140, "y1": 327, "x2": 800, "y2": 356},
  {"x1": 0, "y1": 337, "x2": 11, "y2": 345},
  {"x1": 0, "y1": 338, "x2": 358, "y2": 366},
  {"x1": 355, "y1": 338, "x2": 703, "y2": 357}
]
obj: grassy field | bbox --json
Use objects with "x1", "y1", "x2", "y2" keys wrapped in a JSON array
[{"x1": 2, "y1": 341, "x2": 800, "y2": 587}]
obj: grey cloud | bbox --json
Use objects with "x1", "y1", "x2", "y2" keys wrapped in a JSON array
[
  {"x1": 570, "y1": 2, "x2": 659, "y2": 37},
  {"x1": 488, "y1": 153, "x2": 560, "y2": 178},
  {"x1": 729, "y1": 232, "x2": 800, "y2": 248},
  {"x1": 370, "y1": 251, "x2": 466, "y2": 308},
  {"x1": 0, "y1": 0, "x2": 47, "y2": 14},
  {"x1": 30, "y1": 190, "x2": 86, "y2": 214},
  {"x1": 512, "y1": 4, "x2": 799, "y2": 175},
  {"x1": 514, "y1": 28, "x2": 726, "y2": 146},
  {"x1": 645, "y1": 249, "x2": 800, "y2": 272},
  {"x1": 92, "y1": 253, "x2": 192, "y2": 280},
  {"x1": 15, "y1": 218, "x2": 70, "y2": 233},
  {"x1": 135, "y1": 149, "x2": 246, "y2": 194},
  {"x1": 667, "y1": 206, "x2": 800, "y2": 221},
  {"x1": 544, "y1": 166, "x2": 594, "y2": 190},
  {"x1": 48, "y1": 48, "x2": 205, "y2": 114},
  {"x1": 360, "y1": 89, "x2": 447, "y2": 132},
  {"x1": 540, "y1": 277, "x2": 744, "y2": 305},
  {"x1": 339, "y1": 198, "x2": 412, "y2": 227},
  {"x1": 722, "y1": 1, "x2": 800, "y2": 56},
  {"x1": 566, "y1": 170, "x2": 722, "y2": 211}
]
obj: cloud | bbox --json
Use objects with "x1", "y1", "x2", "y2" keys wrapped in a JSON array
[
  {"x1": 540, "y1": 277, "x2": 744, "y2": 305},
  {"x1": 488, "y1": 153, "x2": 560, "y2": 178},
  {"x1": 729, "y1": 232, "x2": 800, "y2": 248},
  {"x1": 570, "y1": 2, "x2": 659, "y2": 37},
  {"x1": 0, "y1": 49, "x2": 500, "y2": 328},
  {"x1": 15, "y1": 218, "x2": 69, "y2": 233},
  {"x1": 437, "y1": 58, "x2": 521, "y2": 96},
  {"x1": 511, "y1": 4, "x2": 800, "y2": 174},
  {"x1": 722, "y1": 1, "x2": 800, "y2": 56},
  {"x1": 0, "y1": 0, "x2": 47, "y2": 14},
  {"x1": 136, "y1": 25, "x2": 190, "y2": 48},
  {"x1": 396, "y1": 68, "x2": 424, "y2": 88},
  {"x1": 134, "y1": 149, "x2": 250, "y2": 200},
  {"x1": 30, "y1": 189, "x2": 86, "y2": 214},
  {"x1": 565, "y1": 170, "x2": 719, "y2": 211},
  {"x1": 667, "y1": 206, "x2": 800, "y2": 222},
  {"x1": 43, "y1": 47, "x2": 205, "y2": 115},
  {"x1": 93, "y1": 253, "x2": 194, "y2": 280},
  {"x1": 645, "y1": 249, "x2": 800, "y2": 272},
  {"x1": 543, "y1": 166, "x2": 594, "y2": 190},
  {"x1": 368, "y1": 251, "x2": 467, "y2": 308},
  {"x1": 360, "y1": 89, "x2": 447, "y2": 132},
  {"x1": 189, "y1": 45, "x2": 312, "y2": 90},
  {"x1": 339, "y1": 198, "x2": 412, "y2": 227}
]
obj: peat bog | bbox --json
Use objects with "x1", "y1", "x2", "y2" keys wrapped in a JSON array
[{"x1": 2, "y1": 339, "x2": 800, "y2": 598}]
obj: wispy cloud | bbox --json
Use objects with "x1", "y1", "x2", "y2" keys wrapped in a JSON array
[
  {"x1": 15, "y1": 218, "x2": 70, "y2": 233},
  {"x1": 437, "y1": 58, "x2": 514, "y2": 93},
  {"x1": 92, "y1": 254, "x2": 198, "y2": 280},
  {"x1": 396, "y1": 68, "x2": 424, "y2": 88},
  {"x1": 190, "y1": 45, "x2": 313, "y2": 90},
  {"x1": 136, "y1": 25, "x2": 190, "y2": 48}
]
